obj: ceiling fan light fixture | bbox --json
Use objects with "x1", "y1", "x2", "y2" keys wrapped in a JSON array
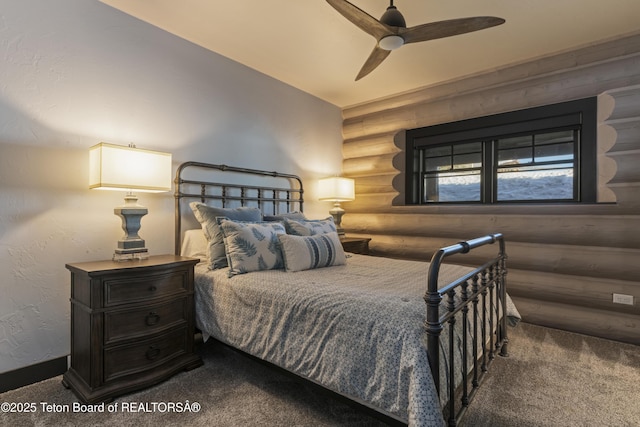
[{"x1": 379, "y1": 34, "x2": 404, "y2": 51}]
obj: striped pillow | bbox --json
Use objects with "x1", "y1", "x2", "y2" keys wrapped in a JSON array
[{"x1": 278, "y1": 232, "x2": 346, "y2": 272}]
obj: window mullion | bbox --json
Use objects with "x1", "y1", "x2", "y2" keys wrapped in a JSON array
[
  {"x1": 574, "y1": 129, "x2": 580, "y2": 202},
  {"x1": 482, "y1": 140, "x2": 494, "y2": 203}
]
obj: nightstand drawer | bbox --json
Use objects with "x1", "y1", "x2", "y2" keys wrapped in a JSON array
[
  {"x1": 341, "y1": 237, "x2": 371, "y2": 255},
  {"x1": 104, "y1": 327, "x2": 187, "y2": 382},
  {"x1": 104, "y1": 298, "x2": 188, "y2": 344},
  {"x1": 105, "y1": 271, "x2": 188, "y2": 306}
]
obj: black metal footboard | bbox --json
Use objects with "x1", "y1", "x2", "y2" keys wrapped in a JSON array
[{"x1": 425, "y1": 233, "x2": 508, "y2": 426}]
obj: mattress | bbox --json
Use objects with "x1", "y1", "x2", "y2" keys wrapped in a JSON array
[{"x1": 193, "y1": 254, "x2": 519, "y2": 426}]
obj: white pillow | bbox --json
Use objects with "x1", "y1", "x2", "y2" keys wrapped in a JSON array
[
  {"x1": 278, "y1": 232, "x2": 346, "y2": 272},
  {"x1": 180, "y1": 229, "x2": 208, "y2": 259}
]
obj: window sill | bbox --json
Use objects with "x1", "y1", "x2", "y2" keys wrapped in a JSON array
[{"x1": 389, "y1": 202, "x2": 621, "y2": 216}]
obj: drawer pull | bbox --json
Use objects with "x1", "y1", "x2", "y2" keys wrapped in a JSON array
[
  {"x1": 145, "y1": 312, "x2": 161, "y2": 326},
  {"x1": 146, "y1": 346, "x2": 161, "y2": 360},
  {"x1": 149, "y1": 285, "x2": 157, "y2": 292}
]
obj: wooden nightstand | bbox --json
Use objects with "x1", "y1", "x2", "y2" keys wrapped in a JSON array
[
  {"x1": 62, "y1": 255, "x2": 203, "y2": 403},
  {"x1": 340, "y1": 237, "x2": 371, "y2": 255}
]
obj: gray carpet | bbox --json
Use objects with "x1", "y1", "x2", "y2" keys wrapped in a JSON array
[
  {"x1": 464, "y1": 322, "x2": 640, "y2": 427},
  {"x1": 1, "y1": 322, "x2": 638, "y2": 426}
]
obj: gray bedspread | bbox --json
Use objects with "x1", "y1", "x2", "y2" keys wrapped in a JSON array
[{"x1": 194, "y1": 254, "x2": 520, "y2": 427}]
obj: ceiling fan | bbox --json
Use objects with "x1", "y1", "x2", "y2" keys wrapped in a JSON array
[{"x1": 326, "y1": 0, "x2": 505, "y2": 80}]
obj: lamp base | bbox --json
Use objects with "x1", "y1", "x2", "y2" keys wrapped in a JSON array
[
  {"x1": 113, "y1": 193, "x2": 150, "y2": 261},
  {"x1": 329, "y1": 203, "x2": 346, "y2": 237},
  {"x1": 113, "y1": 250, "x2": 149, "y2": 262}
]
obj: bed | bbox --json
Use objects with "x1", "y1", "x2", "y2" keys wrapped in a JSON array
[{"x1": 174, "y1": 161, "x2": 519, "y2": 426}]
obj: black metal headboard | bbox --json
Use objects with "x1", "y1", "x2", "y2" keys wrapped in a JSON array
[{"x1": 174, "y1": 161, "x2": 304, "y2": 255}]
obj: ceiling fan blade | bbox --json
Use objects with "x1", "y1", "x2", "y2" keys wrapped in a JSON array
[
  {"x1": 400, "y1": 16, "x2": 505, "y2": 44},
  {"x1": 356, "y1": 45, "x2": 391, "y2": 81},
  {"x1": 326, "y1": 0, "x2": 392, "y2": 40}
]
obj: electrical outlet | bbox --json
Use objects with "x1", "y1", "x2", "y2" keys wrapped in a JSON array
[{"x1": 612, "y1": 293, "x2": 634, "y2": 305}]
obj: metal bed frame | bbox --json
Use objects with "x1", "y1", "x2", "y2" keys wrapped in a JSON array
[
  {"x1": 174, "y1": 161, "x2": 303, "y2": 255},
  {"x1": 174, "y1": 161, "x2": 509, "y2": 427},
  {"x1": 427, "y1": 235, "x2": 509, "y2": 425}
]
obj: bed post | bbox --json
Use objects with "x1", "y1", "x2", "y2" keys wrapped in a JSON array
[
  {"x1": 498, "y1": 237, "x2": 509, "y2": 357},
  {"x1": 425, "y1": 249, "x2": 446, "y2": 393},
  {"x1": 174, "y1": 163, "x2": 185, "y2": 256}
]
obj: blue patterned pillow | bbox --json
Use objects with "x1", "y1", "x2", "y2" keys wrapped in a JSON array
[
  {"x1": 262, "y1": 212, "x2": 306, "y2": 222},
  {"x1": 283, "y1": 217, "x2": 336, "y2": 236},
  {"x1": 218, "y1": 219, "x2": 286, "y2": 276},
  {"x1": 189, "y1": 202, "x2": 262, "y2": 269},
  {"x1": 278, "y1": 232, "x2": 346, "y2": 272}
]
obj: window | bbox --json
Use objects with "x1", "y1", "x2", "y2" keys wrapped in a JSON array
[{"x1": 405, "y1": 98, "x2": 597, "y2": 204}]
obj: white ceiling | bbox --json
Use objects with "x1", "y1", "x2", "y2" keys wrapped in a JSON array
[{"x1": 100, "y1": 0, "x2": 640, "y2": 108}]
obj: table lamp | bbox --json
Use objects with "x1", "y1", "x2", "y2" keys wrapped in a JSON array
[
  {"x1": 318, "y1": 176, "x2": 355, "y2": 236},
  {"x1": 89, "y1": 142, "x2": 172, "y2": 261}
]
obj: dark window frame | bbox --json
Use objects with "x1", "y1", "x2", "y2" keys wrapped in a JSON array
[{"x1": 405, "y1": 97, "x2": 598, "y2": 205}]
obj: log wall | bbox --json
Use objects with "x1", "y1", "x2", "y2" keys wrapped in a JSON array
[{"x1": 340, "y1": 32, "x2": 640, "y2": 344}]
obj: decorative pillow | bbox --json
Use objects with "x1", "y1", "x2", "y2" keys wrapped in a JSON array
[
  {"x1": 189, "y1": 202, "x2": 262, "y2": 269},
  {"x1": 283, "y1": 217, "x2": 337, "y2": 236},
  {"x1": 262, "y1": 212, "x2": 306, "y2": 222},
  {"x1": 180, "y1": 229, "x2": 207, "y2": 259},
  {"x1": 278, "y1": 232, "x2": 346, "y2": 272},
  {"x1": 218, "y1": 219, "x2": 286, "y2": 276}
]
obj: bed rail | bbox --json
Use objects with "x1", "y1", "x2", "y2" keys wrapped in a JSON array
[
  {"x1": 174, "y1": 161, "x2": 304, "y2": 255},
  {"x1": 425, "y1": 233, "x2": 508, "y2": 426}
]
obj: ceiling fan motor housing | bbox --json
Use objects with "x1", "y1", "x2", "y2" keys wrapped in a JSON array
[{"x1": 380, "y1": 5, "x2": 406, "y2": 27}]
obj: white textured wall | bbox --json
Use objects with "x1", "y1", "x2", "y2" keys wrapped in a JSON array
[{"x1": 0, "y1": 0, "x2": 343, "y2": 373}]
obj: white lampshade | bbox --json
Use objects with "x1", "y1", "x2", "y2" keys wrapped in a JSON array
[
  {"x1": 318, "y1": 176, "x2": 355, "y2": 202},
  {"x1": 89, "y1": 142, "x2": 172, "y2": 192}
]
